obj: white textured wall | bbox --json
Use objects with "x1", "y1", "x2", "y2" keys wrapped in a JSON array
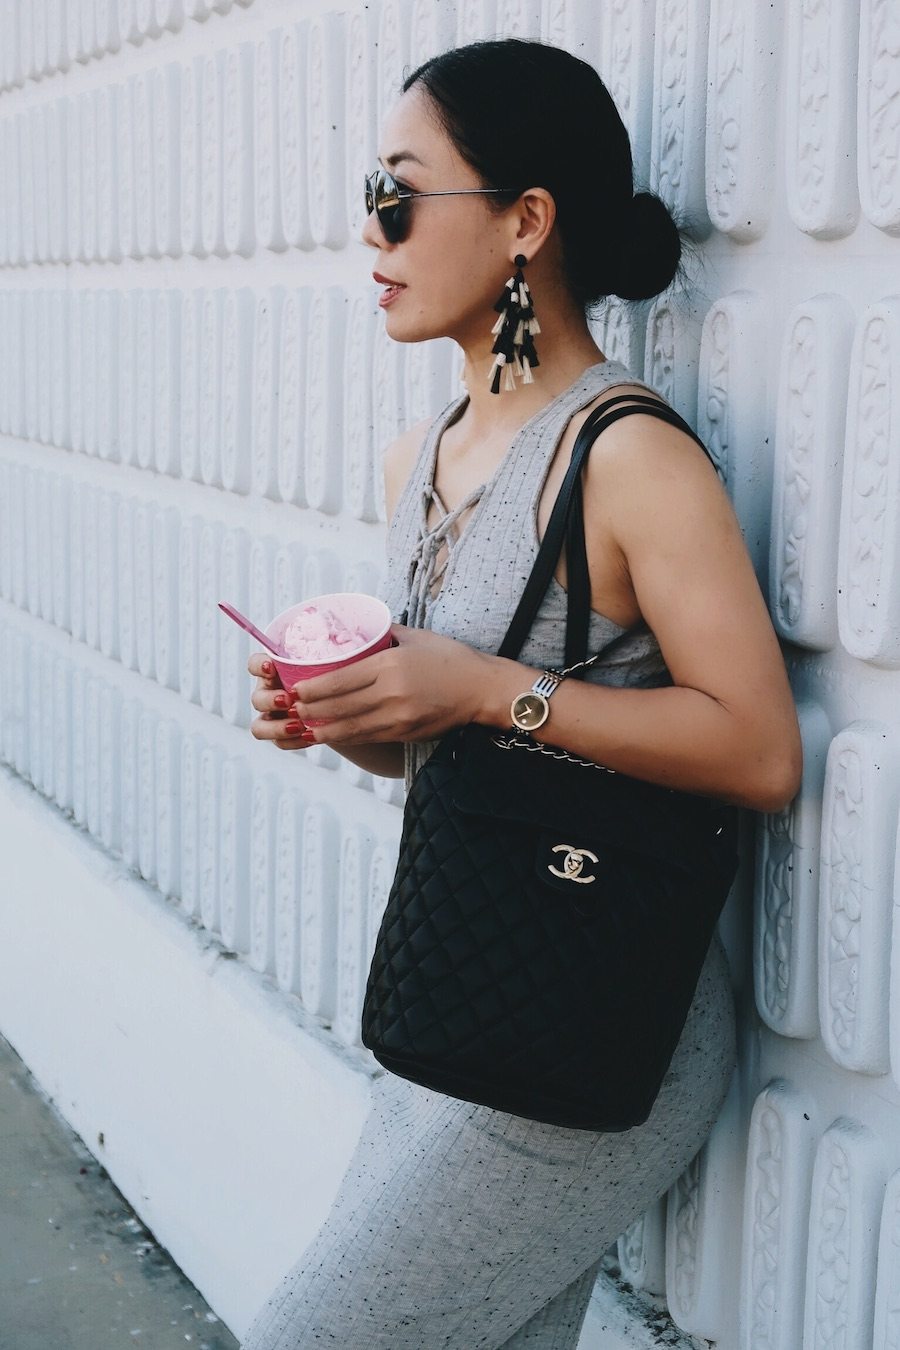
[{"x1": 1, "y1": 1, "x2": 899, "y2": 1347}]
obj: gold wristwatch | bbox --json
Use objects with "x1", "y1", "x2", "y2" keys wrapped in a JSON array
[{"x1": 509, "y1": 670, "x2": 563, "y2": 733}]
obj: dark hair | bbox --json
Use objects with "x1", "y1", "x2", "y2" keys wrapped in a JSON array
[{"x1": 402, "y1": 39, "x2": 686, "y2": 309}]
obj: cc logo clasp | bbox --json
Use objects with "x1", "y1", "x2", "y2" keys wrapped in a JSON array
[{"x1": 548, "y1": 844, "x2": 598, "y2": 884}]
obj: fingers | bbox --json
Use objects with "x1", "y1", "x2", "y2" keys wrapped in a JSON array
[
  {"x1": 248, "y1": 652, "x2": 280, "y2": 686},
  {"x1": 249, "y1": 711, "x2": 315, "y2": 750},
  {"x1": 251, "y1": 684, "x2": 294, "y2": 715}
]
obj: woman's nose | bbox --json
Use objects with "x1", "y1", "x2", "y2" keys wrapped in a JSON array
[{"x1": 361, "y1": 207, "x2": 387, "y2": 250}]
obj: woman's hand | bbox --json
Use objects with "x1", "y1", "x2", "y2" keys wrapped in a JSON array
[
  {"x1": 290, "y1": 624, "x2": 495, "y2": 746},
  {"x1": 248, "y1": 652, "x2": 317, "y2": 751}
]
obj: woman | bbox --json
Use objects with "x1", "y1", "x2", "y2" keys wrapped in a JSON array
[{"x1": 243, "y1": 39, "x2": 801, "y2": 1349}]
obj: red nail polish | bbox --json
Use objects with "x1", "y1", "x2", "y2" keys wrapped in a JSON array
[
  {"x1": 284, "y1": 721, "x2": 303, "y2": 735},
  {"x1": 274, "y1": 692, "x2": 289, "y2": 708},
  {"x1": 262, "y1": 660, "x2": 273, "y2": 676}
]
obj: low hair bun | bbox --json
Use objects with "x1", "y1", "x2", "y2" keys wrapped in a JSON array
[{"x1": 610, "y1": 192, "x2": 683, "y2": 302}]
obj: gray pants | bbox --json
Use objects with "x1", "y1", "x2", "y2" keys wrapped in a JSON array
[{"x1": 242, "y1": 935, "x2": 735, "y2": 1349}]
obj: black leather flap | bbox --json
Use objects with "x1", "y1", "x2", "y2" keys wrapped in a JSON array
[{"x1": 448, "y1": 724, "x2": 737, "y2": 880}]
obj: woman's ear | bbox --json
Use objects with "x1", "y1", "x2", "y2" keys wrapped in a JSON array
[{"x1": 511, "y1": 187, "x2": 556, "y2": 258}]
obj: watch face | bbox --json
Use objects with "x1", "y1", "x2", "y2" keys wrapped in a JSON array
[{"x1": 511, "y1": 691, "x2": 549, "y2": 731}]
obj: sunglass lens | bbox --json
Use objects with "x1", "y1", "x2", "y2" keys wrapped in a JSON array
[{"x1": 364, "y1": 170, "x2": 405, "y2": 243}]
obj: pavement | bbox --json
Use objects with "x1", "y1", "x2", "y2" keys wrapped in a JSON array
[{"x1": 0, "y1": 1032, "x2": 240, "y2": 1350}]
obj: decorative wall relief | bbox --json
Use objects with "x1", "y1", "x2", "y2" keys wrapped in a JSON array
[
  {"x1": 220, "y1": 287, "x2": 252, "y2": 494},
  {"x1": 803, "y1": 1117, "x2": 885, "y2": 1350},
  {"x1": 837, "y1": 299, "x2": 900, "y2": 667},
  {"x1": 617, "y1": 1195, "x2": 667, "y2": 1297},
  {"x1": 199, "y1": 53, "x2": 223, "y2": 258},
  {"x1": 739, "y1": 1080, "x2": 818, "y2": 1350},
  {"x1": 249, "y1": 774, "x2": 278, "y2": 976},
  {"x1": 119, "y1": 696, "x2": 139, "y2": 870},
  {"x1": 152, "y1": 63, "x2": 181, "y2": 258},
  {"x1": 859, "y1": 0, "x2": 900, "y2": 234},
  {"x1": 179, "y1": 731, "x2": 201, "y2": 919},
  {"x1": 133, "y1": 503, "x2": 156, "y2": 681},
  {"x1": 409, "y1": 0, "x2": 456, "y2": 70},
  {"x1": 133, "y1": 72, "x2": 155, "y2": 259},
  {"x1": 254, "y1": 30, "x2": 284, "y2": 252},
  {"x1": 874, "y1": 1167, "x2": 900, "y2": 1349},
  {"x1": 197, "y1": 519, "x2": 223, "y2": 714},
  {"x1": 495, "y1": 0, "x2": 542, "y2": 39},
  {"x1": 153, "y1": 289, "x2": 179, "y2": 476},
  {"x1": 643, "y1": 297, "x2": 697, "y2": 424},
  {"x1": 300, "y1": 803, "x2": 339, "y2": 1020},
  {"x1": 251, "y1": 287, "x2": 283, "y2": 499},
  {"x1": 135, "y1": 290, "x2": 155, "y2": 470},
  {"x1": 377, "y1": 0, "x2": 410, "y2": 123},
  {"x1": 652, "y1": 0, "x2": 711, "y2": 233},
  {"x1": 274, "y1": 787, "x2": 303, "y2": 993},
  {"x1": 819, "y1": 721, "x2": 900, "y2": 1075},
  {"x1": 754, "y1": 701, "x2": 830, "y2": 1039},
  {"x1": 80, "y1": 93, "x2": 98, "y2": 263},
  {"x1": 222, "y1": 42, "x2": 254, "y2": 257},
  {"x1": 99, "y1": 685, "x2": 121, "y2": 855},
  {"x1": 180, "y1": 288, "x2": 200, "y2": 481},
  {"x1": 117, "y1": 290, "x2": 136, "y2": 466},
  {"x1": 771, "y1": 296, "x2": 852, "y2": 649},
  {"x1": 152, "y1": 506, "x2": 180, "y2": 691},
  {"x1": 666, "y1": 1074, "x2": 741, "y2": 1340},
  {"x1": 697, "y1": 292, "x2": 771, "y2": 588},
  {"x1": 335, "y1": 828, "x2": 374, "y2": 1047},
  {"x1": 46, "y1": 100, "x2": 66, "y2": 263},
  {"x1": 890, "y1": 820, "x2": 900, "y2": 1093},
  {"x1": 343, "y1": 293, "x2": 377, "y2": 523},
  {"x1": 96, "y1": 291, "x2": 118, "y2": 461},
  {"x1": 305, "y1": 287, "x2": 345, "y2": 514},
  {"x1": 180, "y1": 60, "x2": 202, "y2": 257},
  {"x1": 198, "y1": 741, "x2": 222, "y2": 932},
  {"x1": 137, "y1": 709, "x2": 157, "y2": 884},
  {"x1": 198, "y1": 287, "x2": 222, "y2": 486},
  {"x1": 219, "y1": 756, "x2": 251, "y2": 953},
  {"x1": 178, "y1": 514, "x2": 200, "y2": 704},
  {"x1": 278, "y1": 23, "x2": 312, "y2": 251},
  {"x1": 277, "y1": 287, "x2": 309, "y2": 505},
  {"x1": 456, "y1": 0, "x2": 496, "y2": 44},
  {"x1": 219, "y1": 526, "x2": 251, "y2": 728},
  {"x1": 344, "y1": 9, "x2": 376, "y2": 241},
  {"x1": 155, "y1": 719, "x2": 181, "y2": 901},
  {"x1": 785, "y1": 0, "x2": 858, "y2": 238},
  {"x1": 307, "y1": 14, "x2": 346, "y2": 250},
  {"x1": 82, "y1": 482, "x2": 99, "y2": 649},
  {"x1": 705, "y1": 0, "x2": 776, "y2": 239},
  {"x1": 598, "y1": 0, "x2": 656, "y2": 187},
  {"x1": 32, "y1": 106, "x2": 50, "y2": 263}
]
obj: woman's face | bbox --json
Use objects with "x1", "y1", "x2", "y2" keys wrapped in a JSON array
[{"x1": 362, "y1": 85, "x2": 517, "y2": 348}]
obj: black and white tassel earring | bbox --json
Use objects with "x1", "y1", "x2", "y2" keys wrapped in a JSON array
[{"x1": 488, "y1": 254, "x2": 541, "y2": 394}]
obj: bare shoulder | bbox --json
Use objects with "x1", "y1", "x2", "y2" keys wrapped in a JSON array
[
  {"x1": 383, "y1": 417, "x2": 432, "y2": 524},
  {"x1": 579, "y1": 385, "x2": 722, "y2": 513}
]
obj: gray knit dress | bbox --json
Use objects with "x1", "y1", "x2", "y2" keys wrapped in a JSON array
[{"x1": 241, "y1": 360, "x2": 736, "y2": 1350}]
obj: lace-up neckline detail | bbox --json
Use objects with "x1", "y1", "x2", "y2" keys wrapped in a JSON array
[{"x1": 405, "y1": 479, "x2": 486, "y2": 629}]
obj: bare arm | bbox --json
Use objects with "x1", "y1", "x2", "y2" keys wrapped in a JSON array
[{"x1": 473, "y1": 415, "x2": 802, "y2": 812}]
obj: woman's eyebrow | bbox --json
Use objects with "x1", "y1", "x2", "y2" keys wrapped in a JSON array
[{"x1": 381, "y1": 151, "x2": 426, "y2": 169}]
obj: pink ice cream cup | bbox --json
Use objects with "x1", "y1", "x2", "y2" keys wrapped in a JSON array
[{"x1": 264, "y1": 592, "x2": 393, "y2": 726}]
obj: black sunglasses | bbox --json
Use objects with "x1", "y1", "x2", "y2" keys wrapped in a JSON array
[{"x1": 364, "y1": 168, "x2": 520, "y2": 244}]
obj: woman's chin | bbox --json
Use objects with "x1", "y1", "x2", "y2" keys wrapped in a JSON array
[{"x1": 381, "y1": 311, "x2": 445, "y2": 345}]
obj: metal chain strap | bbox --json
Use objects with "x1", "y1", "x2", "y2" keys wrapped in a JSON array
[{"x1": 489, "y1": 728, "x2": 617, "y2": 771}]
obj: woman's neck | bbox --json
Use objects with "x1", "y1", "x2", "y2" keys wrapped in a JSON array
[{"x1": 455, "y1": 291, "x2": 608, "y2": 434}]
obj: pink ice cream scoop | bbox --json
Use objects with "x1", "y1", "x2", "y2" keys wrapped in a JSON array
[
  {"x1": 281, "y1": 603, "x2": 369, "y2": 662},
  {"x1": 263, "y1": 592, "x2": 394, "y2": 723}
]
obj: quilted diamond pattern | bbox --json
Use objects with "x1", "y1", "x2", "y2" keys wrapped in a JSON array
[{"x1": 361, "y1": 725, "x2": 739, "y2": 1131}]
